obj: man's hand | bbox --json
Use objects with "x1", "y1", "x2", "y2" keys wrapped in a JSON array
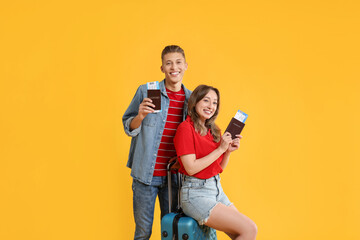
[
  {"x1": 138, "y1": 98, "x2": 155, "y2": 120},
  {"x1": 169, "y1": 156, "x2": 180, "y2": 171}
]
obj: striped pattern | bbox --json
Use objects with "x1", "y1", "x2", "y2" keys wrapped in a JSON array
[{"x1": 153, "y1": 88, "x2": 185, "y2": 176}]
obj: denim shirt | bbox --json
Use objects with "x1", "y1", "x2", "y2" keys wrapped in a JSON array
[{"x1": 122, "y1": 80, "x2": 192, "y2": 185}]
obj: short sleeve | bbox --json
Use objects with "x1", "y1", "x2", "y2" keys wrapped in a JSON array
[{"x1": 173, "y1": 122, "x2": 195, "y2": 156}]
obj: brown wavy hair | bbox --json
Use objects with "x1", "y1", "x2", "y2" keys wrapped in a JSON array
[{"x1": 187, "y1": 85, "x2": 221, "y2": 142}]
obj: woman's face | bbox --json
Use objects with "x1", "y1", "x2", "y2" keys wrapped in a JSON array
[{"x1": 195, "y1": 90, "x2": 218, "y2": 123}]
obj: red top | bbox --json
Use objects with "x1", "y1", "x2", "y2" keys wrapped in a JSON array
[
  {"x1": 153, "y1": 88, "x2": 185, "y2": 176},
  {"x1": 173, "y1": 116, "x2": 224, "y2": 179}
]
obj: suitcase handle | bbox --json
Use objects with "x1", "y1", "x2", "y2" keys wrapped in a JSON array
[{"x1": 167, "y1": 161, "x2": 182, "y2": 213}]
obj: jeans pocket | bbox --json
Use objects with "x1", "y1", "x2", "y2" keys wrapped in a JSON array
[
  {"x1": 180, "y1": 187, "x2": 190, "y2": 203},
  {"x1": 189, "y1": 181, "x2": 205, "y2": 189}
]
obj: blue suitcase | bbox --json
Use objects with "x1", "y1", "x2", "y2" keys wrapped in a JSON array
[{"x1": 161, "y1": 163, "x2": 217, "y2": 240}]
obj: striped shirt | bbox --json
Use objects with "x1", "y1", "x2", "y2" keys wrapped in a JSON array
[{"x1": 153, "y1": 88, "x2": 185, "y2": 176}]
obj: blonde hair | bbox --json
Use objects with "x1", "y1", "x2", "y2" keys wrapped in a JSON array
[{"x1": 187, "y1": 85, "x2": 221, "y2": 142}]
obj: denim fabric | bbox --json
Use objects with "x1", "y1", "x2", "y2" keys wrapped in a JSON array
[
  {"x1": 132, "y1": 175, "x2": 179, "y2": 240},
  {"x1": 123, "y1": 79, "x2": 192, "y2": 185},
  {"x1": 180, "y1": 174, "x2": 232, "y2": 225}
]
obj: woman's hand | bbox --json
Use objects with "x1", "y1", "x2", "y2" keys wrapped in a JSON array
[
  {"x1": 138, "y1": 98, "x2": 155, "y2": 119},
  {"x1": 227, "y1": 134, "x2": 242, "y2": 153},
  {"x1": 219, "y1": 132, "x2": 233, "y2": 153}
]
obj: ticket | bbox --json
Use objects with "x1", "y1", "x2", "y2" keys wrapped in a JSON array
[{"x1": 234, "y1": 110, "x2": 248, "y2": 123}]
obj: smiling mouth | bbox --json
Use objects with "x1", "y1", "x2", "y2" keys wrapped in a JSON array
[
  {"x1": 204, "y1": 109, "x2": 213, "y2": 115},
  {"x1": 170, "y1": 72, "x2": 180, "y2": 76}
]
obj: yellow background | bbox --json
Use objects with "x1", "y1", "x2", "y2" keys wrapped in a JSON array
[{"x1": 1, "y1": 1, "x2": 359, "y2": 239}]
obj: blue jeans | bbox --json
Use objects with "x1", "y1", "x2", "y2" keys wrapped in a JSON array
[{"x1": 132, "y1": 175, "x2": 178, "y2": 240}]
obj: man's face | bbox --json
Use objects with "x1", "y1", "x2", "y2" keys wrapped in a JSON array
[{"x1": 161, "y1": 52, "x2": 188, "y2": 86}]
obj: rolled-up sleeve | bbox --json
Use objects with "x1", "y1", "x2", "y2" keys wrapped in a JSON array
[
  {"x1": 122, "y1": 86, "x2": 144, "y2": 137},
  {"x1": 123, "y1": 116, "x2": 142, "y2": 137}
]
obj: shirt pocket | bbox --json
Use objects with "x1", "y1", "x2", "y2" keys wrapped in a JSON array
[{"x1": 142, "y1": 113, "x2": 158, "y2": 127}]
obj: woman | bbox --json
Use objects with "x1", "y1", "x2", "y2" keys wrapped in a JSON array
[{"x1": 173, "y1": 85, "x2": 257, "y2": 240}]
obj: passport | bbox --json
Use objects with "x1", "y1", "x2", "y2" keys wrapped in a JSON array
[
  {"x1": 225, "y1": 110, "x2": 248, "y2": 139},
  {"x1": 147, "y1": 81, "x2": 161, "y2": 112}
]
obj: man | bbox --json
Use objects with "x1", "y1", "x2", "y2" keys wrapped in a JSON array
[{"x1": 123, "y1": 45, "x2": 191, "y2": 239}]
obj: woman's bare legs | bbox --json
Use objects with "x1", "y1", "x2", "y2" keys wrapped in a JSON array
[{"x1": 205, "y1": 203, "x2": 257, "y2": 240}]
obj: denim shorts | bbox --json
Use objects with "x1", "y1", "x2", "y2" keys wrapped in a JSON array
[{"x1": 180, "y1": 174, "x2": 232, "y2": 225}]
